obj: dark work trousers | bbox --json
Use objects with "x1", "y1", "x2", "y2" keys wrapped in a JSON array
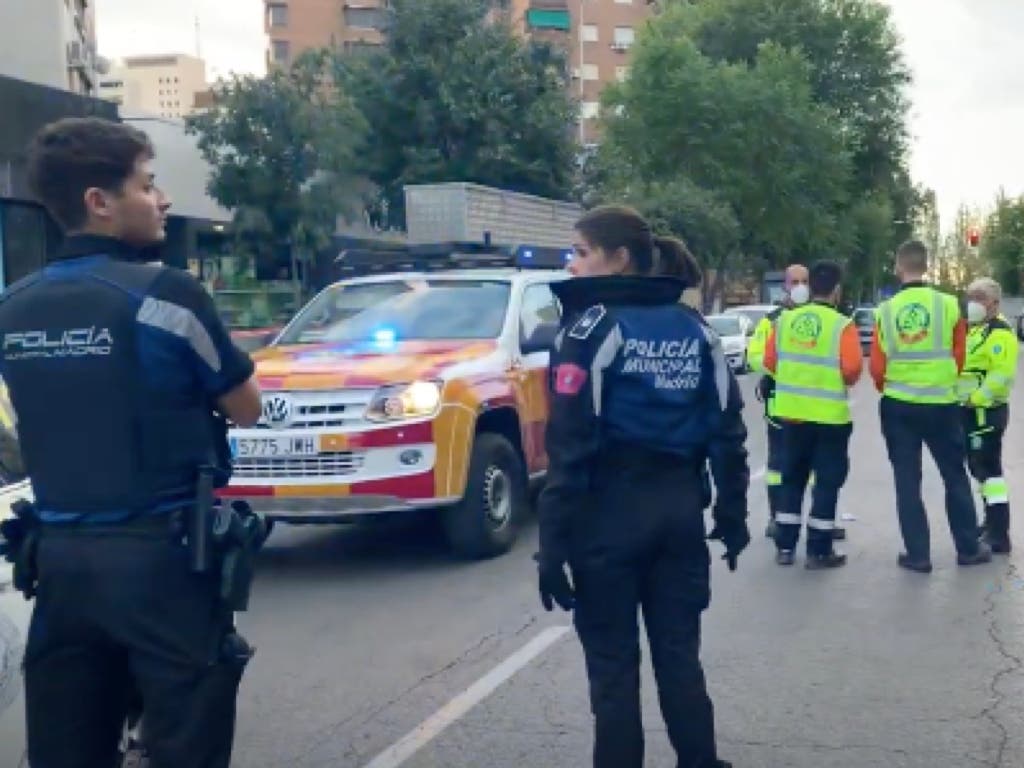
[
  {"x1": 963, "y1": 404, "x2": 1010, "y2": 542},
  {"x1": 880, "y1": 397, "x2": 980, "y2": 560},
  {"x1": 23, "y1": 519, "x2": 244, "y2": 768},
  {"x1": 765, "y1": 412, "x2": 785, "y2": 520},
  {"x1": 774, "y1": 421, "x2": 852, "y2": 555},
  {"x1": 570, "y1": 451, "x2": 720, "y2": 768}
]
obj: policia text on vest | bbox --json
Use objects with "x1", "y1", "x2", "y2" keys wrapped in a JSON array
[
  {"x1": 871, "y1": 278, "x2": 993, "y2": 570},
  {"x1": 0, "y1": 235, "x2": 264, "y2": 768}
]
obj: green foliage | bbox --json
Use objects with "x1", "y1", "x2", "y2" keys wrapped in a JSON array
[
  {"x1": 594, "y1": 0, "x2": 913, "y2": 303},
  {"x1": 336, "y1": 0, "x2": 578, "y2": 227},
  {"x1": 980, "y1": 193, "x2": 1024, "y2": 296},
  {"x1": 186, "y1": 51, "x2": 369, "y2": 254}
]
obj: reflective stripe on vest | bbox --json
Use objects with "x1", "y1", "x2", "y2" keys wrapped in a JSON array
[
  {"x1": 878, "y1": 287, "x2": 958, "y2": 404},
  {"x1": 772, "y1": 304, "x2": 850, "y2": 424}
]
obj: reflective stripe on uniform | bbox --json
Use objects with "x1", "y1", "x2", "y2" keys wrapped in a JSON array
[
  {"x1": 775, "y1": 513, "x2": 803, "y2": 525},
  {"x1": 765, "y1": 470, "x2": 782, "y2": 487},
  {"x1": 806, "y1": 517, "x2": 835, "y2": 531},
  {"x1": 884, "y1": 381, "x2": 954, "y2": 399},
  {"x1": 983, "y1": 477, "x2": 1009, "y2": 505},
  {"x1": 775, "y1": 383, "x2": 847, "y2": 401}
]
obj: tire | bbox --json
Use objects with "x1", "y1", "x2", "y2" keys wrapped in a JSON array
[{"x1": 442, "y1": 433, "x2": 526, "y2": 560}]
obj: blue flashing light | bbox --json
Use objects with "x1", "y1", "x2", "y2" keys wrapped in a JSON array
[
  {"x1": 372, "y1": 327, "x2": 397, "y2": 349},
  {"x1": 523, "y1": 249, "x2": 533, "y2": 259},
  {"x1": 564, "y1": 250, "x2": 573, "y2": 262}
]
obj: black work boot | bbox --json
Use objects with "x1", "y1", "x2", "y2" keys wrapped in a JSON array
[
  {"x1": 898, "y1": 553, "x2": 933, "y2": 573},
  {"x1": 805, "y1": 551, "x2": 847, "y2": 570},
  {"x1": 832, "y1": 526, "x2": 847, "y2": 541},
  {"x1": 957, "y1": 541, "x2": 993, "y2": 566},
  {"x1": 981, "y1": 506, "x2": 1011, "y2": 554},
  {"x1": 775, "y1": 549, "x2": 795, "y2": 566}
]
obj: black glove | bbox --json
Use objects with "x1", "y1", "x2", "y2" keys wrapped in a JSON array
[
  {"x1": 534, "y1": 553, "x2": 575, "y2": 612},
  {"x1": 707, "y1": 517, "x2": 750, "y2": 572}
]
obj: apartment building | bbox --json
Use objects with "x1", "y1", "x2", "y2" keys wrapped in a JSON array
[
  {"x1": 509, "y1": 0, "x2": 655, "y2": 143},
  {"x1": 98, "y1": 54, "x2": 208, "y2": 120},
  {"x1": 264, "y1": 0, "x2": 389, "y2": 68},
  {"x1": 263, "y1": 0, "x2": 653, "y2": 143},
  {"x1": 0, "y1": 0, "x2": 103, "y2": 96}
]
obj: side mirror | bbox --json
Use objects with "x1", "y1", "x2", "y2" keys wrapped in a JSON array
[{"x1": 522, "y1": 322, "x2": 559, "y2": 355}]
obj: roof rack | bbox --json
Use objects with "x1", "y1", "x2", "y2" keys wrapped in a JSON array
[{"x1": 334, "y1": 242, "x2": 570, "y2": 276}]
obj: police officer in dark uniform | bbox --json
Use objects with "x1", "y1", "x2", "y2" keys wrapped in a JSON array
[
  {"x1": 536, "y1": 205, "x2": 749, "y2": 768},
  {"x1": 0, "y1": 118, "x2": 263, "y2": 767}
]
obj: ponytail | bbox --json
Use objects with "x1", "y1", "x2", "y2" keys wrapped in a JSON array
[{"x1": 653, "y1": 236, "x2": 702, "y2": 288}]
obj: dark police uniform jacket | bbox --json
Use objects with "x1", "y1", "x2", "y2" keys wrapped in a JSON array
[
  {"x1": 538, "y1": 275, "x2": 749, "y2": 562},
  {"x1": 0, "y1": 235, "x2": 254, "y2": 523}
]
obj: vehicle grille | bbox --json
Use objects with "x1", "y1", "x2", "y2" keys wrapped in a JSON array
[
  {"x1": 233, "y1": 452, "x2": 366, "y2": 478},
  {"x1": 259, "y1": 389, "x2": 376, "y2": 429}
]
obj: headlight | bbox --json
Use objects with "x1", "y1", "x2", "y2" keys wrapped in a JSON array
[{"x1": 365, "y1": 381, "x2": 442, "y2": 422}]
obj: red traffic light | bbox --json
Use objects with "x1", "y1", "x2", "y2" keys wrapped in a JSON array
[{"x1": 968, "y1": 228, "x2": 981, "y2": 247}]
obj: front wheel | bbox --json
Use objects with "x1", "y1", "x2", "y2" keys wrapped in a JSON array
[{"x1": 442, "y1": 433, "x2": 526, "y2": 560}]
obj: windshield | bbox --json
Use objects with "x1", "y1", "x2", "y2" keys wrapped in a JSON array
[
  {"x1": 707, "y1": 315, "x2": 743, "y2": 336},
  {"x1": 726, "y1": 308, "x2": 769, "y2": 326},
  {"x1": 277, "y1": 279, "x2": 512, "y2": 345}
]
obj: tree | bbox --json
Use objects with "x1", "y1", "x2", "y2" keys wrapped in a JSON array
[
  {"x1": 338, "y1": 0, "x2": 578, "y2": 228},
  {"x1": 595, "y1": 16, "x2": 852, "y2": 303},
  {"x1": 186, "y1": 51, "x2": 369, "y2": 300},
  {"x1": 938, "y1": 204, "x2": 988, "y2": 291},
  {"x1": 980, "y1": 192, "x2": 1024, "y2": 296},
  {"x1": 644, "y1": 0, "x2": 915, "y2": 292}
]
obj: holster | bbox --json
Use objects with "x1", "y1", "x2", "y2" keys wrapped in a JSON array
[
  {"x1": 0, "y1": 498, "x2": 41, "y2": 600},
  {"x1": 212, "y1": 500, "x2": 269, "y2": 612}
]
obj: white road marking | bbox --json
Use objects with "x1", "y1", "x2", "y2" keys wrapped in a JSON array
[{"x1": 362, "y1": 625, "x2": 572, "y2": 768}]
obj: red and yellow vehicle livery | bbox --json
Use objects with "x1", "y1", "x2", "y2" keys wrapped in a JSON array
[{"x1": 218, "y1": 267, "x2": 566, "y2": 558}]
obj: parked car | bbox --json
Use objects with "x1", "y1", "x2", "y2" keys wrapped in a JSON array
[
  {"x1": 706, "y1": 313, "x2": 750, "y2": 372},
  {"x1": 851, "y1": 306, "x2": 876, "y2": 355},
  {"x1": 724, "y1": 304, "x2": 777, "y2": 337},
  {"x1": 218, "y1": 252, "x2": 568, "y2": 559}
]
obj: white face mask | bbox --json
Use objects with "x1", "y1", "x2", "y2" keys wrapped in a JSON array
[
  {"x1": 789, "y1": 284, "x2": 810, "y2": 306},
  {"x1": 966, "y1": 301, "x2": 988, "y2": 324}
]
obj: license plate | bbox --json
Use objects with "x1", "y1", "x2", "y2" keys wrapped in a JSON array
[{"x1": 230, "y1": 435, "x2": 318, "y2": 458}]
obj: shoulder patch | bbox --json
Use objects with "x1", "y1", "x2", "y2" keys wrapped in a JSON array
[{"x1": 569, "y1": 304, "x2": 607, "y2": 340}]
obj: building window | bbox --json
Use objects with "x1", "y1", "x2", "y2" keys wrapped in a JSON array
[
  {"x1": 271, "y1": 39, "x2": 290, "y2": 63},
  {"x1": 616, "y1": 65, "x2": 630, "y2": 82},
  {"x1": 268, "y1": 3, "x2": 288, "y2": 27},
  {"x1": 526, "y1": 8, "x2": 570, "y2": 31},
  {"x1": 581, "y1": 101, "x2": 599, "y2": 120},
  {"x1": 581, "y1": 63, "x2": 599, "y2": 81},
  {"x1": 613, "y1": 26, "x2": 635, "y2": 49},
  {"x1": 343, "y1": 6, "x2": 388, "y2": 30},
  {"x1": 582, "y1": 24, "x2": 598, "y2": 42}
]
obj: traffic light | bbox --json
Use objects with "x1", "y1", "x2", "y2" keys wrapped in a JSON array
[{"x1": 968, "y1": 227, "x2": 981, "y2": 247}]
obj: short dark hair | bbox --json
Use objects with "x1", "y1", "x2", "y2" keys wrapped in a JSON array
[
  {"x1": 896, "y1": 239, "x2": 929, "y2": 274},
  {"x1": 575, "y1": 204, "x2": 701, "y2": 286},
  {"x1": 27, "y1": 117, "x2": 154, "y2": 231},
  {"x1": 809, "y1": 260, "x2": 842, "y2": 297}
]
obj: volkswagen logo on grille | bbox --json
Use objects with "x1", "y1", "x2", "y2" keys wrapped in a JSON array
[{"x1": 262, "y1": 394, "x2": 294, "y2": 427}]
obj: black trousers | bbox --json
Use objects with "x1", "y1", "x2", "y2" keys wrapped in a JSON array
[
  {"x1": 774, "y1": 421, "x2": 852, "y2": 555},
  {"x1": 570, "y1": 456, "x2": 719, "y2": 768},
  {"x1": 24, "y1": 522, "x2": 244, "y2": 768},
  {"x1": 880, "y1": 397, "x2": 980, "y2": 560},
  {"x1": 963, "y1": 404, "x2": 1010, "y2": 540},
  {"x1": 765, "y1": 413, "x2": 785, "y2": 519}
]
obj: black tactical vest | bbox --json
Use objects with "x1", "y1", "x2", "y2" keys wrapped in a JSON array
[{"x1": 0, "y1": 256, "x2": 219, "y2": 515}]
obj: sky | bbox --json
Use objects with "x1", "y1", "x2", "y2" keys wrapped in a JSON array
[{"x1": 94, "y1": 0, "x2": 1024, "y2": 232}]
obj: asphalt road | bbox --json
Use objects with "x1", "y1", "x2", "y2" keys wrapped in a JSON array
[{"x1": 229, "y1": 372, "x2": 1024, "y2": 768}]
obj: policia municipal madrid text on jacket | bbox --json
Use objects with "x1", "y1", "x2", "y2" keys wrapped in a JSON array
[
  {"x1": 535, "y1": 205, "x2": 748, "y2": 768},
  {"x1": 0, "y1": 118, "x2": 266, "y2": 768},
  {"x1": 762, "y1": 261, "x2": 863, "y2": 568},
  {"x1": 871, "y1": 240, "x2": 993, "y2": 572},
  {"x1": 959, "y1": 277, "x2": 1018, "y2": 554}
]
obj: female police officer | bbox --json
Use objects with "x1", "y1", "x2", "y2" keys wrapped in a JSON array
[{"x1": 535, "y1": 205, "x2": 749, "y2": 768}]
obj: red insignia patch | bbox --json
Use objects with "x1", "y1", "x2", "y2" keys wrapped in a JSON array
[{"x1": 554, "y1": 363, "x2": 588, "y2": 395}]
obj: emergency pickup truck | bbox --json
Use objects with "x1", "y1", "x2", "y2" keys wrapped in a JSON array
[{"x1": 218, "y1": 246, "x2": 570, "y2": 559}]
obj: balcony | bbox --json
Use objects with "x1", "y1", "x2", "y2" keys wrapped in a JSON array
[{"x1": 526, "y1": 2, "x2": 570, "y2": 32}]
